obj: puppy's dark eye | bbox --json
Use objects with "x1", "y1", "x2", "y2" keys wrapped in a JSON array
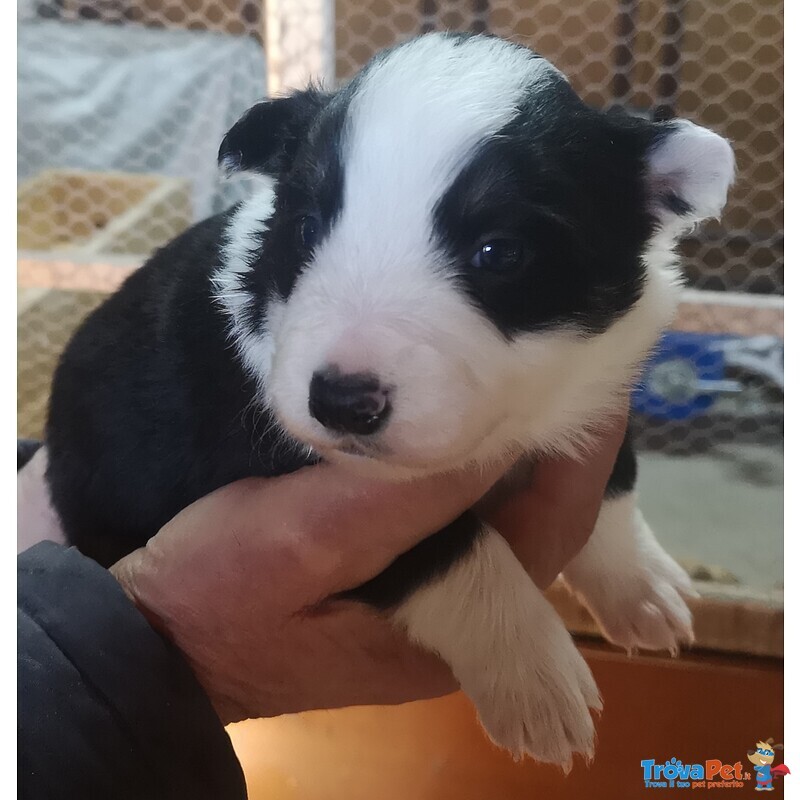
[
  {"x1": 297, "y1": 215, "x2": 321, "y2": 250},
  {"x1": 470, "y1": 238, "x2": 524, "y2": 271}
]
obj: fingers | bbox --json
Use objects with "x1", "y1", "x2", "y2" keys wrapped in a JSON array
[
  {"x1": 111, "y1": 456, "x2": 514, "y2": 632},
  {"x1": 287, "y1": 460, "x2": 513, "y2": 589},
  {"x1": 257, "y1": 603, "x2": 459, "y2": 718},
  {"x1": 110, "y1": 407, "x2": 635, "y2": 726},
  {"x1": 114, "y1": 546, "x2": 458, "y2": 724},
  {"x1": 110, "y1": 457, "x2": 507, "y2": 723},
  {"x1": 485, "y1": 408, "x2": 629, "y2": 589},
  {"x1": 179, "y1": 459, "x2": 514, "y2": 595}
]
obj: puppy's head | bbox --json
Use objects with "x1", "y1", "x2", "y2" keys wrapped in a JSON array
[{"x1": 216, "y1": 33, "x2": 734, "y2": 476}]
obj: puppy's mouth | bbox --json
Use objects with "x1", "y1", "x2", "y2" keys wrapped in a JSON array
[
  {"x1": 332, "y1": 437, "x2": 389, "y2": 459},
  {"x1": 291, "y1": 416, "x2": 505, "y2": 474},
  {"x1": 290, "y1": 427, "x2": 391, "y2": 462}
]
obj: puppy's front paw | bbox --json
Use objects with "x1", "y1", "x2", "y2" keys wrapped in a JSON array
[
  {"x1": 564, "y1": 501, "x2": 698, "y2": 655},
  {"x1": 395, "y1": 526, "x2": 600, "y2": 769},
  {"x1": 468, "y1": 622, "x2": 602, "y2": 768},
  {"x1": 585, "y1": 556, "x2": 696, "y2": 654}
]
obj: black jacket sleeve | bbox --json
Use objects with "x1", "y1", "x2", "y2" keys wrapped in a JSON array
[{"x1": 18, "y1": 541, "x2": 247, "y2": 800}]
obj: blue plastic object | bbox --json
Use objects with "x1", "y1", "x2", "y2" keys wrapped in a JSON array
[{"x1": 632, "y1": 331, "x2": 728, "y2": 421}]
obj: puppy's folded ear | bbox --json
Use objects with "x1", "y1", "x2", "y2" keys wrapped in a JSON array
[
  {"x1": 646, "y1": 119, "x2": 735, "y2": 228},
  {"x1": 218, "y1": 88, "x2": 330, "y2": 178}
]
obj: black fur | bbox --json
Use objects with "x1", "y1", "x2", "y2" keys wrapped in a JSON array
[
  {"x1": 234, "y1": 87, "x2": 350, "y2": 333},
  {"x1": 45, "y1": 212, "x2": 314, "y2": 567},
  {"x1": 18, "y1": 439, "x2": 42, "y2": 472},
  {"x1": 44, "y1": 211, "x2": 496, "y2": 605},
  {"x1": 218, "y1": 89, "x2": 331, "y2": 178},
  {"x1": 342, "y1": 511, "x2": 483, "y2": 609},
  {"x1": 434, "y1": 77, "x2": 655, "y2": 337},
  {"x1": 605, "y1": 425, "x2": 638, "y2": 498},
  {"x1": 45, "y1": 34, "x2": 645, "y2": 604}
]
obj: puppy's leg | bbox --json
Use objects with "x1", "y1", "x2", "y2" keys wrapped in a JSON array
[
  {"x1": 561, "y1": 491, "x2": 697, "y2": 654},
  {"x1": 393, "y1": 523, "x2": 601, "y2": 767}
]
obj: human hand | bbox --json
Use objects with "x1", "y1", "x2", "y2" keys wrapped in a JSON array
[
  {"x1": 482, "y1": 411, "x2": 629, "y2": 589},
  {"x1": 110, "y1": 411, "x2": 628, "y2": 725}
]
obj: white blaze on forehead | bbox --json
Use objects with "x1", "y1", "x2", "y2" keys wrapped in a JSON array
[
  {"x1": 273, "y1": 36, "x2": 563, "y2": 433},
  {"x1": 330, "y1": 35, "x2": 558, "y2": 267}
]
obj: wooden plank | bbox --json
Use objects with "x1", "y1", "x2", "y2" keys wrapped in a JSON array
[
  {"x1": 546, "y1": 579, "x2": 783, "y2": 659},
  {"x1": 229, "y1": 641, "x2": 782, "y2": 800}
]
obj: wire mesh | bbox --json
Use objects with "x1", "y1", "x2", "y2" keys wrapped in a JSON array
[
  {"x1": 18, "y1": 0, "x2": 270, "y2": 437},
  {"x1": 17, "y1": 0, "x2": 783, "y2": 456},
  {"x1": 18, "y1": 0, "x2": 267, "y2": 256},
  {"x1": 337, "y1": 0, "x2": 783, "y2": 296}
]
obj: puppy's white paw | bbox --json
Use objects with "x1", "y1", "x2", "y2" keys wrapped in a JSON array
[
  {"x1": 468, "y1": 622, "x2": 602, "y2": 768},
  {"x1": 394, "y1": 526, "x2": 601, "y2": 769},
  {"x1": 563, "y1": 496, "x2": 698, "y2": 655},
  {"x1": 580, "y1": 549, "x2": 696, "y2": 655}
]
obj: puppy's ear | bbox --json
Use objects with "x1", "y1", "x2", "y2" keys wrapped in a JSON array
[
  {"x1": 646, "y1": 119, "x2": 735, "y2": 228},
  {"x1": 218, "y1": 88, "x2": 330, "y2": 178}
]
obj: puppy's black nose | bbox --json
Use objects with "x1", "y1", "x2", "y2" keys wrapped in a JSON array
[{"x1": 308, "y1": 367, "x2": 391, "y2": 436}]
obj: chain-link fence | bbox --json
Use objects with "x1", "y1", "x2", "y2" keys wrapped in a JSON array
[
  {"x1": 19, "y1": 1, "x2": 783, "y2": 286},
  {"x1": 336, "y1": 0, "x2": 783, "y2": 296},
  {"x1": 18, "y1": 0, "x2": 783, "y2": 463},
  {"x1": 18, "y1": 0, "x2": 269, "y2": 435}
]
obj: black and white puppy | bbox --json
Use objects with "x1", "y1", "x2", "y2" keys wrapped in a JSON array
[{"x1": 45, "y1": 33, "x2": 734, "y2": 766}]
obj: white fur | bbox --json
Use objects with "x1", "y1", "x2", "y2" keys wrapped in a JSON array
[
  {"x1": 265, "y1": 36, "x2": 571, "y2": 473},
  {"x1": 335, "y1": 34, "x2": 555, "y2": 278},
  {"x1": 393, "y1": 526, "x2": 601, "y2": 767},
  {"x1": 267, "y1": 213, "x2": 682, "y2": 476},
  {"x1": 220, "y1": 187, "x2": 683, "y2": 476},
  {"x1": 262, "y1": 36, "x2": 696, "y2": 475},
  {"x1": 561, "y1": 493, "x2": 698, "y2": 654},
  {"x1": 208, "y1": 35, "x2": 732, "y2": 764},
  {"x1": 214, "y1": 37, "x2": 734, "y2": 476},
  {"x1": 648, "y1": 119, "x2": 736, "y2": 226},
  {"x1": 211, "y1": 184, "x2": 278, "y2": 382}
]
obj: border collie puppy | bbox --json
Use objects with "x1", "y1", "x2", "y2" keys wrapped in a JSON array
[{"x1": 45, "y1": 33, "x2": 734, "y2": 766}]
